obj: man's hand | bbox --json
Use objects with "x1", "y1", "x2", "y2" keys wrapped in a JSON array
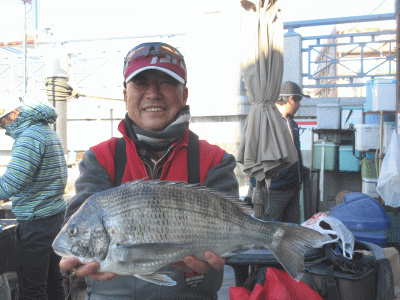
[
  {"x1": 60, "y1": 251, "x2": 225, "y2": 282},
  {"x1": 171, "y1": 251, "x2": 225, "y2": 274},
  {"x1": 59, "y1": 257, "x2": 116, "y2": 281}
]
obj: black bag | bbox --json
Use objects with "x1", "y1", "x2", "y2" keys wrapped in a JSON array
[
  {"x1": 227, "y1": 240, "x2": 394, "y2": 300},
  {"x1": 226, "y1": 247, "x2": 325, "y2": 288},
  {"x1": 302, "y1": 240, "x2": 394, "y2": 300}
]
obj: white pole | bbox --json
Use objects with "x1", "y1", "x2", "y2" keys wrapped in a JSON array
[
  {"x1": 319, "y1": 140, "x2": 325, "y2": 203},
  {"x1": 45, "y1": 44, "x2": 69, "y2": 154},
  {"x1": 23, "y1": 0, "x2": 27, "y2": 95}
]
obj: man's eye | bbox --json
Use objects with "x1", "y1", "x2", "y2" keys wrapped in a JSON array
[{"x1": 160, "y1": 80, "x2": 177, "y2": 86}]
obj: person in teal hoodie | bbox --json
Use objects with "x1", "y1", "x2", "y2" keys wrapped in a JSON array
[{"x1": 0, "y1": 95, "x2": 67, "y2": 300}]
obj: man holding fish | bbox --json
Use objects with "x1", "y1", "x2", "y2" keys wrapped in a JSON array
[
  {"x1": 59, "y1": 42, "x2": 240, "y2": 299},
  {"x1": 56, "y1": 42, "x2": 327, "y2": 300}
]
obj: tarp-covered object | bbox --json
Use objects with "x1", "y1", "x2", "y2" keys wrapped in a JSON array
[{"x1": 237, "y1": 0, "x2": 297, "y2": 182}]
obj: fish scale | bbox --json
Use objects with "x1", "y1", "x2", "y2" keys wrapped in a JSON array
[{"x1": 53, "y1": 179, "x2": 329, "y2": 286}]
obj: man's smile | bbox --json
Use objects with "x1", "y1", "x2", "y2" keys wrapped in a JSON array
[{"x1": 144, "y1": 107, "x2": 166, "y2": 112}]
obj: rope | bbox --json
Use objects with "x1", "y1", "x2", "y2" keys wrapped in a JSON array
[
  {"x1": 76, "y1": 94, "x2": 124, "y2": 101},
  {"x1": 45, "y1": 77, "x2": 76, "y2": 101},
  {"x1": 45, "y1": 77, "x2": 124, "y2": 102}
]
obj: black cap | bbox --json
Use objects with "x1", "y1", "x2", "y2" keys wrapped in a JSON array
[{"x1": 279, "y1": 81, "x2": 310, "y2": 98}]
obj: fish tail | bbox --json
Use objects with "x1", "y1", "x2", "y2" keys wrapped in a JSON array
[{"x1": 265, "y1": 222, "x2": 327, "y2": 281}]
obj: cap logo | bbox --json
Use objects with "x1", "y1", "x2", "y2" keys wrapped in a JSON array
[{"x1": 150, "y1": 55, "x2": 184, "y2": 69}]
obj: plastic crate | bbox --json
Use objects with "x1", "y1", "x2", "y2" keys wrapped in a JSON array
[
  {"x1": 372, "y1": 78, "x2": 396, "y2": 111},
  {"x1": 341, "y1": 107, "x2": 363, "y2": 129},
  {"x1": 339, "y1": 146, "x2": 360, "y2": 172},
  {"x1": 313, "y1": 142, "x2": 338, "y2": 170},
  {"x1": 355, "y1": 124, "x2": 380, "y2": 152},
  {"x1": 361, "y1": 158, "x2": 378, "y2": 179},
  {"x1": 362, "y1": 178, "x2": 379, "y2": 199},
  {"x1": 317, "y1": 104, "x2": 340, "y2": 129}
]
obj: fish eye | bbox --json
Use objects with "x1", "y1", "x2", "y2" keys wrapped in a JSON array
[{"x1": 68, "y1": 225, "x2": 78, "y2": 237}]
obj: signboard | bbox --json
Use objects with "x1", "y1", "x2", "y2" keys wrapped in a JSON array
[{"x1": 297, "y1": 120, "x2": 318, "y2": 151}]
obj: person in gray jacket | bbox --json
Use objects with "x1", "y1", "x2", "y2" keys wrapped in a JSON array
[{"x1": 59, "y1": 42, "x2": 239, "y2": 299}]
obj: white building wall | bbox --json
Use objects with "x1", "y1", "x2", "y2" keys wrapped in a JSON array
[{"x1": 282, "y1": 30, "x2": 303, "y2": 86}]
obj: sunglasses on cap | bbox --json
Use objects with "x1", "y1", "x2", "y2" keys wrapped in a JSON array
[{"x1": 123, "y1": 42, "x2": 185, "y2": 75}]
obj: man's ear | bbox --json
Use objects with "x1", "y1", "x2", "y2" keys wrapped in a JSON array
[
  {"x1": 288, "y1": 95, "x2": 296, "y2": 105},
  {"x1": 182, "y1": 86, "x2": 188, "y2": 105},
  {"x1": 123, "y1": 87, "x2": 128, "y2": 107}
]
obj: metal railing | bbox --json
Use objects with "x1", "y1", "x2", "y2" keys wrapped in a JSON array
[{"x1": 284, "y1": 13, "x2": 397, "y2": 90}]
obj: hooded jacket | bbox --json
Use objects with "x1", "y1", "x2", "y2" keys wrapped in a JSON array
[{"x1": 0, "y1": 97, "x2": 67, "y2": 220}]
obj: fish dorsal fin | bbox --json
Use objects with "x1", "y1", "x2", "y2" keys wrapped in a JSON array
[
  {"x1": 150, "y1": 180, "x2": 255, "y2": 216},
  {"x1": 135, "y1": 272, "x2": 177, "y2": 286},
  {"x1": 120, "y1": 179, "x2": 255, "y2": 216},
  {"x1": 119, "y1": 177, "x2": 148, "y2": 188}
]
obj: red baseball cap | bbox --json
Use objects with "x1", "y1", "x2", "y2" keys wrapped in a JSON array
[{"x1": 123, "y1": 42, "x2": 187, "y2": 85}]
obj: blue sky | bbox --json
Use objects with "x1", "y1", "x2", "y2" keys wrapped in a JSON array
[{"x1": 0, "y1": 0, "x2": 395, "y2": 41}]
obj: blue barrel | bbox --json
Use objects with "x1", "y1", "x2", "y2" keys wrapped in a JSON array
[{"x1": 329, "y1": 192, "x2": 390, "y2": 247}]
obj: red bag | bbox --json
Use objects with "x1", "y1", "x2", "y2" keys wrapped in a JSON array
[{"x1": 230, "y1": 267, "x2": 323, "y2": 300}]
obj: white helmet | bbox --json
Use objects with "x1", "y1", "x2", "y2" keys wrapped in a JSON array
[
  {"x1": 0, "y1": 95, "x2": 23, "y2": 119},
  {"x1": 302, "y1": 212, "x2": 355, "y2": 259}
]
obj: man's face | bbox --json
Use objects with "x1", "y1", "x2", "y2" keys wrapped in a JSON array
[
  {"x1": 0, "y1": 115, "x2": 9, "y2": 129},
  {"x1": 123, "y1": 70, "x2": 188, "y2": 132},
  {"x1": 287, "y1": 96, "x2": 301, "y2": 116},
  {"x1": 0, "y1": 111, "x2": 17, "y2": 130}
]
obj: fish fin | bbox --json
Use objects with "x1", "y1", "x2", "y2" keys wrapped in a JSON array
[
  {"x1": 265, "y1": 223, "x2": 327, "y2": 281},
  {"x1": 112, "y1": 243, "x2": 189, "y2": 263},
  {"x1": 135, "y1": 272, "x2": 177, "y2": 286},
  {"x1": 143, "y1": 180, "x2": 255, "y2": 215},
  {"x1": 120, "y1": 177, "x2": 148, "y2": 187},
  {"x1": 220, "y1": 252, "x2": 238, "y2": 259},
  {"x1": 220, "y1": 245, "x2": 255, "y2": 259}
]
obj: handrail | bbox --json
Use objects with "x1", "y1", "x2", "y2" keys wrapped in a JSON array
[{"x1": 284, "y1": 13, "x2": 396, "y2": 29}]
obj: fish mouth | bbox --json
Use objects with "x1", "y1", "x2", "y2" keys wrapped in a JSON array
[{"x1": 52, "y1": 245, "x2": 72, "y2": 257}]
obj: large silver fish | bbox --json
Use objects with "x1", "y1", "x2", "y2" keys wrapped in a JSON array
[{"x1": 53, "y1": 179, "x2": 327, "y2": 286}]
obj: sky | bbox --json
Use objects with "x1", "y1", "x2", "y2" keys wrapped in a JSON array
[{"x1": 0, "y1": 0, "x2": 395, "y2": 42}]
